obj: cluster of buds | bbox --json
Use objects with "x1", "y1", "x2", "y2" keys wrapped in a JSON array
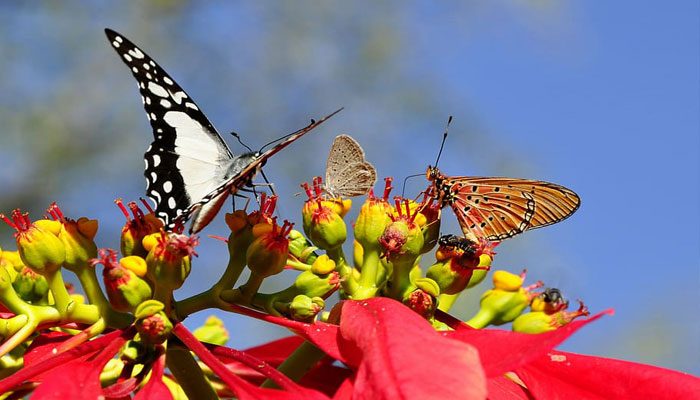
[{"x1": 0, "y1": 169, "x2": 592, "y2": 398}]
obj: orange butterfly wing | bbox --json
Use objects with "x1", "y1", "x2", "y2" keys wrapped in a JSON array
[{"x1": 443, "y1": 177, "x2": 580, "y2": 241}]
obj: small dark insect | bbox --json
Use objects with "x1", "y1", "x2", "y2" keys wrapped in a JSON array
[
  {"x1": 541, "y1": 287, "x2": 563, "y2": 305},
  {"x1": 438, "y1": 234, "x2": 477, "y2": 255}
]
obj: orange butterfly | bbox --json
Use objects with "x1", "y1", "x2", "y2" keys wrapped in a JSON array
[
  {"x1": 426, "y1": 166, "x2": 580, "y2": 242},
  {"x1": 424, "y1": 117, "x2": 580, "y2": 243}
]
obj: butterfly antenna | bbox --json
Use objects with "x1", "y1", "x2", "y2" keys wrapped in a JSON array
[
  {"x1": 230, "y1": 131, "x2": 253, "y2": 152},
  {"x1": 258, "y1": 107, "x2": 344, "y2": 153},
  {"x1": 433, "y1": 115, "x2": 452, "y2": 167},
  {"x1": 401, "y1": 173, "x2": 425, "y2": 196}
]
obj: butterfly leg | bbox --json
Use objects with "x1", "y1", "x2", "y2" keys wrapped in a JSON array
[{"x1": 259, "y1": 170, "x2": 278, "y2": 197}]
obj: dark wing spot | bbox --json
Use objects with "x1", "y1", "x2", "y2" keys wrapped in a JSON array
[
  {"x1": 472, "y1": 185, "x2": 477, "y2": 192},
  {"x1": 494, "y1": 187, "x2": 500, "y2": 192}
]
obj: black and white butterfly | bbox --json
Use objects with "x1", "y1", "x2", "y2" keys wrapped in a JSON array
[{"x1": 105, "y1": 29, "x2": 340, "y2": 233}]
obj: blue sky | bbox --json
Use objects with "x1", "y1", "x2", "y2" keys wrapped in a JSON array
[{"x1": 0, "y1": 1, "x2": 698, "y2": 375}]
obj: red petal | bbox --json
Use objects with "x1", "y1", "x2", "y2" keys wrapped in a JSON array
[
  {"x1": 331, "y1": 376, "x2": 355, "y2": 400},
  {"x1": 486, "y1": 375, "x2": 531, "y2": 399},
  {"x1": 445, "y1": 310, "x2": 612, "y2": 377},
  {"x1": 23, "y1": 331, "x2": 73, "y2": 373},
  {"x1": 241, "y1": 336, "x2": 305, "y2": 365},
  {"x1": 134, "y1": 353, "x2": 172, "y2": 400},
  {"x1": 516, "y1": 350, "x2": 700, "y2": 400},
  {"x1": 338, "y1": 298, "x2": 487, "y2": 399},
  {"x1": 0, "y1": 328, "x2": 134, "y2": 394},
  {"x1": 173, "y1": 323, "x2": 330, "y2": 400},
  {"x1": 31, "y1": 329, "x2": 131, "y2": 399},
  {"x1": 224, "y1": 303, "x2": 345, "y2": 362},
  {"x1": 300, "y1": 361, "x2": 353, "y2": 397}
]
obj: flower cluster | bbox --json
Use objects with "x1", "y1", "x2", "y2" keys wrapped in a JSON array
[{"x1": 0, "y1": 175, "x2": 698, "y2": 399}]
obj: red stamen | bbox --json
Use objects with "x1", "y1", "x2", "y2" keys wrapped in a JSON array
[
  {"x1": 140, "y1": 197, "x2": 154, "y2": 214},
  {"x1": 114, "y1": 199, "x2": 131, "y2": 221},
  {"x1": 313, "y1": 177, "x2": 323, "y2": 197},
  {"x1": 382, "y1": 177, "x2": 393, "y2": 201},
  {"x1": 404, "y1": 198, "x2": 415, "y2": 221},
  {"x1": 523, "y1": 280, "x2": 545, "y2": 293},
  {"x1": 52, "y1": 203, "x2": 65, "y2": 222},
  {"x1": 0, "y1": 213, "x2": 17, "y2": 230},
  {"x1": 281, "y1": 220, "x2": 294, "y2": 236},
  {"x1": 127, "y1": 202, "x2": 144, "y2": 221},
  {"x1": 266, "y1": 196, "x2": 278, "y2": 215},
  {"x1": 259, "y1": 192, "x2": 267, "y2": 212},
  {"x1": 368, "y1": 189, "x2": 376, "y2": 199},
  {"x1": 207, "y1": 235, "x2": 229, "y2": 243},
  {"x1": 90, "y1": 248, "x2": 119, "y2": 269},
  {"x1": 301, "y1": 182, "x2": 314, "y2": 200},
  {"x1": 394, "y1": 198, "x2": 403, "y2": 216}
]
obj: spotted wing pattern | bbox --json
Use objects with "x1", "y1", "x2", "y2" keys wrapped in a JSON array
[
  {"x1": 324, "y1": 135, "x2": 376, "y2": 197},
  {"x1": 443, "y1": 176, "x2": 580, "y2": 241},
  {"x1": 106, "y1": 28, "x2": 233, "y2": 230},
  {"x1": 106, "y1": 28, "x2": 340, "y2": 233}
]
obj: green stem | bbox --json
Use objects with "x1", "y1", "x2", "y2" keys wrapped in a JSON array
[
  {"x1": 74, "y1": 265, "x2": 132, "y2": 328},
  {"x1": 386, "y1": 260, "x2": 414, "y2": 300},
  {"x1": 353, "y1": 246, "x2": 383, "y2": 299},
  {"x1": 237, "y1": 273, "x2": 265, "y2": 305},
  {"x1": 286, "y1": 258, "x2": 311, "y2": 271},
  {"x1": 261, "y1": 340, "x2": 326, "y2": 388},
  {"x1": 464, "y1": 308, "x2": 494, "y2": 329},
  {"x1": 152, "y1": 284, "x2": 173, "y2": 317},
  {"x1": 175, "y1": 246, "x2": 248, "y2": 319},
  {"x1": 166, "y1": 337, "x2": 219, "y2": 400},
  {"x1": 438, "y1": 293, "x2": 460, "y2": 313},
  {"x1": 45, "y1": 270, "x2": 72, "y2": 318},
  {"x1": 327, "y1": 246, "x2": 358, "y2": 295}
]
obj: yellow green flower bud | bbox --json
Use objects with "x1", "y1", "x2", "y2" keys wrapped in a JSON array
[
  {"x1": 116, "y1": 199, "x2": 163, "y2": 257},
  {"x1": 92, "y1": 249, "x2": 152, "y2": 313},
  {"x1": 426, "y1": 254, "x2": 488, "y2": 295},
  {"x1": 246, "y1": 220, "x2": 293, "y2": 278},
  {"x1": 465, "y1": 270, "x2": 542, "y2": 329},
  {"x1": 288, "y1": 229, "x2": 318, "y2": 264},
  {"x1": 288, "y1": 295, "x2": 325, "y2": 322},
  {"x1": 294, "y1": 268, "x2": 341, "y2": 299},
  {"x1": 135, "y1": 306, "x2": 172, "y2": 345},
  {"x1": 403, "y1": 282, "x2": 438, "y2": 320},
  {"x1": 353, "y1": 181, "x2": 394, "y2": 250},
  {"x1": 513, "y1": 298, "x2": 590, "y2": 334},
  {"x1": 12, "y1": 266, "x2": 49, "y2": 303},
  {"x1": 54, "y1": 208, "x2": 98, "y2": 272},
  {"x1": 379, "y1": 220, "x2": 424, "y2": 265},
  {"x1": 119, "y1": 255, "x2": 147, "y2": 278},
  {"x1": 193, "y1": 316, "x2": 230, "y2": 346},
  {"x1": 301, "y1": 189, "x2": 348, "y2": 251},
  {"x1": 2, "y1": 210, "x2": 66, "y2": 275},
  {"x1": 146, "y1": 233, "x2": 198, "y2": 292},
  {"x1": 311, "y1": 254, "x2": 336, "y2": 274}
]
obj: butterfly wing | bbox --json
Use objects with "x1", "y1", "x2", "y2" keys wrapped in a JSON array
[
  {"x1": 324, "y1": 134, "x2": 376, "y2": 197},
  {"x1": 445, "y1": 177, "x2": 580, "y2": 241},
  {"x1": 106, "y1": 29, "x2": 234, "y2": 230},
  {"x1": 326, "y1": 162, "x2": 377, "y2": 197},
  {"x1": 185, "y1": 109, "x2": 344, "y2": 233}
]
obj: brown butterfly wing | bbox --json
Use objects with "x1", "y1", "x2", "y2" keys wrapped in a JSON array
[{"x1": 445, "y1": 177, "x2": 580, "y2": 241}]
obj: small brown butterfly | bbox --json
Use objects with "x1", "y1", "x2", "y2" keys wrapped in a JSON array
[{"x1": 426, "y1": 118, "x2": 580, "y2": 242}]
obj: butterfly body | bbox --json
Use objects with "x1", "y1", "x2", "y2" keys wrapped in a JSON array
[
  {"x1": 427, "y1": 166, "x2": 580, "y2": 242},
  {"x1": 106, "y1": 29, "x2": 339, "y2": 233}
]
